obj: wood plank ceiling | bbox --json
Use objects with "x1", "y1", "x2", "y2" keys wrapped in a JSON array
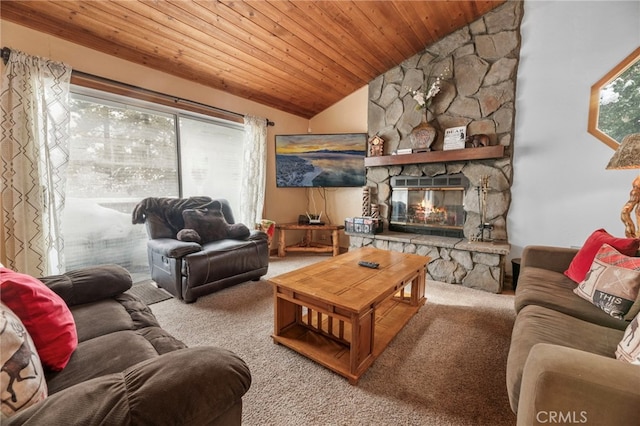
[{"x1": 2, "y1": 1, "x2": 506, "y2": 119}]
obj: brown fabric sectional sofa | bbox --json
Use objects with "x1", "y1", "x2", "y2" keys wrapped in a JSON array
[
  {"x1": 7, "y1": 265, "x2": 251, "y2": 425},
  {"x1": 506, "y1": 245, "x2": 640, "y2": 425}
]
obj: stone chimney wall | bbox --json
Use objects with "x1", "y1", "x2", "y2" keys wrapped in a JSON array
[{"x1": 366, "y1": 1, "x2": 524, "y2": 242}]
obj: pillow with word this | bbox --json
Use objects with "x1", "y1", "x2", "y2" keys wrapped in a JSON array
[
  {"x1": 573, "y1": 243, "x2": 640, "y2": 319},
  {"x1": 564, "y1": 229, "x2": 640, "y2": 283},
  {"x1": 0, "y1": 302, "x2": 48, "y2": 419},
  {"x1": 616, "y1": 314, "x2": 640, "y2": 364}
]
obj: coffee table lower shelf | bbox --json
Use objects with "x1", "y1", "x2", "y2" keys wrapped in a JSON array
[{"x1": 272, "y1": 296, "x2": 423, "y2": 384}]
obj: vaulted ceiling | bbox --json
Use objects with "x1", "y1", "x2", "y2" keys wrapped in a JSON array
[{"x1": 2, "y1": 1, "x2": 506, "y2": 118}]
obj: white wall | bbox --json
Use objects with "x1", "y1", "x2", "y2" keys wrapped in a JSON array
[{"x1": 510, "y1": 0, "x2": 640, "y2": 261}]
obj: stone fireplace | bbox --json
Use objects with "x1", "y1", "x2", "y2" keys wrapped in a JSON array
[
  {"x1": 346, "y1": 2, "x2": 522, "y2": 293},
  {"x1": 348, "y1": 159, "x2": 511, "y2": 294},
  {"x1": 371, "y1": 159, "x2": 511, "y2": 243},
  {"x1": 389, "y1": 173, "x2": 467, "y2": 238}
]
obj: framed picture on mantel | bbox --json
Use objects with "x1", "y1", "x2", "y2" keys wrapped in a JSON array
[{"x1": 443, "y1": 126, "x2": 467, "y2": 150}]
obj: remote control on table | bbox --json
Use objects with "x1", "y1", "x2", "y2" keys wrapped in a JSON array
[{"x1": 358, "y1": 260, "x2": 379, "y2": 269}]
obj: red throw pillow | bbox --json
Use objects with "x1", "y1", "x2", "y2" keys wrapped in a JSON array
[
  {"x1": 0, "y1": 267, "x2": 78, "y2": 371},
  {"x1": 564, "y1": 229, "x2": 640, "y2": 283}
]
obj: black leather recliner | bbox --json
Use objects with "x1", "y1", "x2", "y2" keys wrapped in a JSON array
[{"x1": 132, "y1": 197, "x2": 269, "y2": 303}]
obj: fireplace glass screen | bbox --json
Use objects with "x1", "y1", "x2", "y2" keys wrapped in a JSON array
[{"x1": 390, "y1": 186, "x2": 465, "y2": 237}]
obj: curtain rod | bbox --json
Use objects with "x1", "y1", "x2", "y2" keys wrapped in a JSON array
[{"x1": 0, "y1": 46, "x2": 275, "y2": 127}]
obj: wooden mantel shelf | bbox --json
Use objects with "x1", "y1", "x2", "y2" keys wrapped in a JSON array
[{"x1": 364, "y1": 145, "x2": 505, "y2": 167}]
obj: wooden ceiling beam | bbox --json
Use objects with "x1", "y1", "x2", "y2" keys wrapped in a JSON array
[
  {"x1": 1, "y1": 0, "x2": 507, "y2": 118},
  {"x1": 8, "y1": 0, "x2": 322, "y2": 116},
  {"x1": 189, "y1": 0, "x2": 356, "y2": 94},
  {"x1": 37, "y1": 2, "x2": 278, "y2": 93},
  {"x1": 243, "y1": 1, "x2": 378, "y2": 83},
  {"x1": 308, "y1": 1, "x2": 407, "y2": 67},
  {"x1": 132, "y1": 0, "x2": 339, "y2": 99}
]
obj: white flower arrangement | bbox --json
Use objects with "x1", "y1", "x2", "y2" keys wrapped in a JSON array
[
  {"x1": 408, "y1": 68, "x2": 449, "y2": 111},
  {"x1": 410, "y1": 79, "x2": 441, "y2": 109}
]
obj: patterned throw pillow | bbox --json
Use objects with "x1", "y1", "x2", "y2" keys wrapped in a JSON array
[
  {"x1": 573, "y1": 244, "x2": 640, "y2": 319},
  {"x1": 0, "y1": 302, "x2": 48, "y2": 419},
  {"x1": 616, "y1": 314, "x2": 640, "y2": 364}
]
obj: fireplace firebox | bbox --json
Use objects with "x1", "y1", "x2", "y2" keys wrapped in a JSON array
[{"x1": 389, "y1": 174, "x2": 468, "y2": 238}]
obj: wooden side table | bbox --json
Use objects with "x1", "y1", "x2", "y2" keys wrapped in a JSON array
[{"x1": 276, "y1": 223, "x2": 345, "y2": 257}]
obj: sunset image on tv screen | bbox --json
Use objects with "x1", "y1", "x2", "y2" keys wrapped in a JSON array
[{"x1": 275, "y1": 133, "x2": 366, "y2": 188}]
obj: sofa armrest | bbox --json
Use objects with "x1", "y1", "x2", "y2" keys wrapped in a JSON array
[
  {"x1": 7, "y1": 347, "x2": 251, "y2": 426},
  {"x1": 248, "y1": 229, "x2": 268, "y2": 241},
  {"x1": 517, "y1": 343, "x2": 640, "y2": 426},
  {"x1": 147, "y1": 237, "x2": 202, "y2": 258},
  {"x1": 520, "y1": 245, "x2": 578, "y2": 274},
  {"x1": 39, "y1": 265, "x2": 132, "y2": 307}
]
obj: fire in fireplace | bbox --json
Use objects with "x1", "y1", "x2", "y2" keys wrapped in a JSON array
[{"x1": 389, "y1": 174, "x2": 468, "y2": 238}]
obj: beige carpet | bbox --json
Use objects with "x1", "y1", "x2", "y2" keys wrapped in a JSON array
[{"x1": 150, "y1": 255, "x2": 517, "y2": 426}]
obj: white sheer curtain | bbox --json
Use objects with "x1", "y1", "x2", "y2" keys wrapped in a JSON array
[
  {"x1": 239, "y1": 115, "x2": 267, "y2": 227},
  {"x1": 0, "y1": 49, "x2": 72, "y2": 275}
]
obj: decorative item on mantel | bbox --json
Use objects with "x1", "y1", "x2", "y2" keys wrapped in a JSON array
[
  {"x1": 443, "y1": 126, "x2": 467, "y2": 151},
  {"x1": 393, "y1": 148, "x2": 414, "y2": 155},
  {"x1": 409, "y1": 121, "x2": 438, "y2": 152},
  {"x1": 408, "y1": 68, "x2": 448, "y2": 152},
  {"x1": 368, "y1": 135, "x2": 384, "y2": 157},
  {"x1": 466, "y1": 133, "x2": 490, "y2": 148}
]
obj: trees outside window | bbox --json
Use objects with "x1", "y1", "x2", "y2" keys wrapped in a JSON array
[
  {"x1": 598, "y1": 59, "x2": 640, "y2": 144},
  {"x1": 64, "y1": 89, "x2": 243, "y2": 281}
]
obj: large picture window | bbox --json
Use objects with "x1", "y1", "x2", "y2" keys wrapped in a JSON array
[
  {"x1": 179, "y1": 116, "x2": 243, "y2": 207},
  {"x1": 64, "y1": 88, "x2": 244, "y2": 281}
]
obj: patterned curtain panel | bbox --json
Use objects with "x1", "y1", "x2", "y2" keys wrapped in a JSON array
[
  {"x1": 0, "y1": 49, "x2": 72, "y2": 276},
  {"x1": 239, "y1": 115, "x2": 267, "y2": 227}
]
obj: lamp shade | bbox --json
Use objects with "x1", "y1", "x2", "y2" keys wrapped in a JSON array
[{"x1": 607, "y1": 133, "x2": 640, "y2": 170}]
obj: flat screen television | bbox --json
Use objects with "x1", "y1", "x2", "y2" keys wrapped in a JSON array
[{"x1": 275, "y1": 133, "x2": 367, "y2": 188}]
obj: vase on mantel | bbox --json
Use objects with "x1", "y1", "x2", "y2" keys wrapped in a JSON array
[{"x1": 409, "y1": 110, "x2": 437, "y2": 152}]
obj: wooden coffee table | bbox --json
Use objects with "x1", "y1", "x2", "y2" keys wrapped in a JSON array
[{"x1": 270, "y1": 246, "x2": 429, "y2": 384}]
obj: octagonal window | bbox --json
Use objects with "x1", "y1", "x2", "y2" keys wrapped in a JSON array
[{"x1": 588, "y1": 47, "x2": 640, "y2": 149}]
